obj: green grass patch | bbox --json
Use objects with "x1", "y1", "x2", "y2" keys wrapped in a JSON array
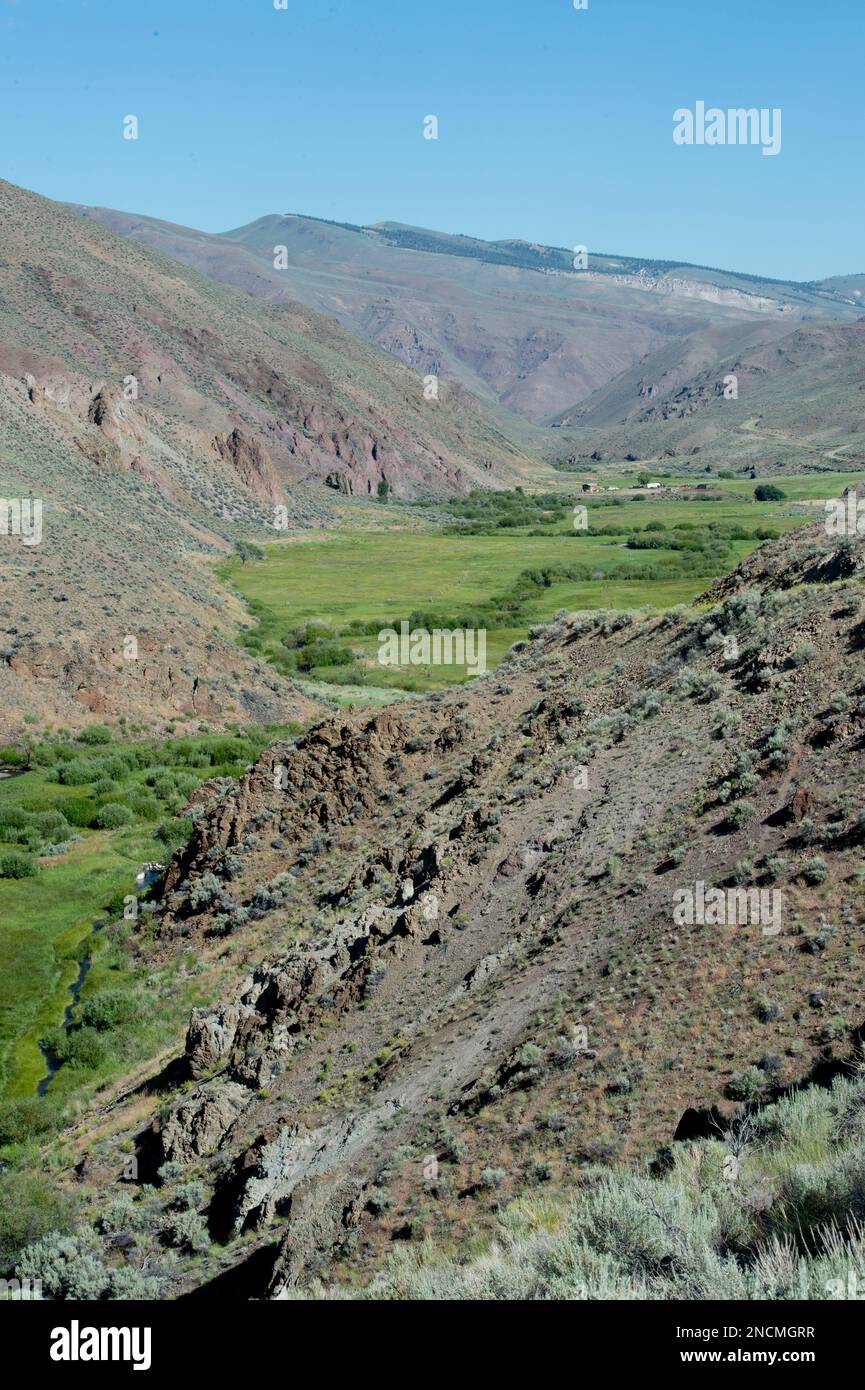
[
  {"x1": 0, "y1": 724, "x2": 302, "y2": 1101},
  {"x1": 218, "y1": 486, "x2": 814, "y2": 691}
]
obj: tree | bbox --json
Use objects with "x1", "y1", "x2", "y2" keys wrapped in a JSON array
[
  {"x1": 377, "y1": 479, "x2": 390, "y2": 504},
  {"x1": 235, "y1": 541, "x2": 265, "y2": 565},
  {"x1": 754, "y1": 484, "x2": 786, "y2": 502}
]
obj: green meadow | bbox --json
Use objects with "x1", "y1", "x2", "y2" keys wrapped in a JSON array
[
  {"x1": 0, "y1": 727, "x2": 299, "y2": 1105},
  {"x1": 547, "y1": 468, "x2": 865, "y2": 502},
  {"x1": 219, "y1": 481, "x2": 825, "y2": 693}
]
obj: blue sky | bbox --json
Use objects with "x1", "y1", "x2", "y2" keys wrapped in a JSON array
[{"x1": 0, "y1": 0, "x2": 861, "y2": 280}]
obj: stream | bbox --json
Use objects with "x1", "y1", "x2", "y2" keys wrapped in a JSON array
[
  {"x1": 37, "y1": 920, "x2": 106, "y2": 1097},
  {"x1": 35, "y1": 866, "x2": 163, "y2": 1095}
]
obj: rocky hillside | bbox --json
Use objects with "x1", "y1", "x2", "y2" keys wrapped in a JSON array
[
  {"x1": 73, "y1": 199, "x2": 865, "y2": 477},
  {"x1": 51, "y1": 520, "x2": 865, "y2": 1297},
  {"x1": 0, "y1": 180, "x2": 532, "y2": 736}
]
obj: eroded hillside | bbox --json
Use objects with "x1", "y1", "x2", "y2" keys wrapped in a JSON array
[
  {"x1": 47, "y1": 521, "x2": 865, "y2": 1297},
  {"x1": 74, "y1": 206, "x2": 849, "y2": 427}
]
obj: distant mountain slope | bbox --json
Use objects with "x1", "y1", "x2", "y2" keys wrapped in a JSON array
[
  {"x1": 73, "y1": 205, "x2": 859, "y2": 426},
  {"x1": 0, "y1": 179, "x2": 531, "y2": 736},
  {"x1": 555, "y1": 318, "x2": 865, "y2": 475}
]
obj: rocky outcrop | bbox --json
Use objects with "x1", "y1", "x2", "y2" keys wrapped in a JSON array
[
  {"x1": 227, "y1": 1107, "x2": 394, "y2": 1235},
  {"x1": 325, "y1": 470, "x2": 352, "y2": 495},
  {"x1": 213, "y1": 428, "x2": 286, "y2": 505},
  {"x1": 88, "y1": 385, "x2": 146, "y2": 451},
  {"x1": 157, "y1": 1082, "x2": 250, "y2": 1165}
]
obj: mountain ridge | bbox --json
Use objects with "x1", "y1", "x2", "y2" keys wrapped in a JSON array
[{"x1": 76, "y1": 200, "x2": 863, "y2": 433}]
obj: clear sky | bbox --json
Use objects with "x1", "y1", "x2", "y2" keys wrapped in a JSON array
[{"x1": 0, "y1": 0, "x2": 861, "y2": 281}]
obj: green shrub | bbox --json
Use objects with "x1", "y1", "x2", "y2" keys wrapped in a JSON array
[
  {"x1": 107, "y1": 1266, "x2": 164, "y2": 1299},
  {"x1": 0, "y1": 745, "x2": 27, "y2": 767},
  {"x1": 98, "y1": 1193, "x2": 139, "y2": 1235},
  {"x1": 477, "y1": 1167, "x2": 507, "y2": 1191},
  {"x1": 788, "y1": 643, "x2": 815, "y2": 668},
  {"x1": 95, "y1": 802, "x2": 134, "y2": 829},
  {"x1": 154, "y1": 817, "x2": 193, "y2": 854},
  {"x1": 121, "y1": 792, "x2": 160, "y2": 819},
  {"x1": 166, "y1": 1210, "x2": 210, "y2": 1253},
  {"x1": 726, "y1": 800, "x2": 756, "y2": 830},
  {"x1": 0, "y1": 1096, "x2": 62, "y2": 1148},
  {"x1": 0, "y1": 852, "x2": 37, "y2": 879},
  {"x1": 726, "y1": 1065, "x2": 767, "y2": 1101},
  {"x1": 15, "y1": 1230, "x2": 109, "y2": 1299},
  {"x1": 0, "y1": 1174, "x2": 77, "y2": 1270},
  {"x1": 78, "y1": 725, "x2": 112, "y2": 745},
  {"x1": 91, "y1": 777, "x2": 120, "y2": 797},
  {"x1": 188, "y1": 873, "x2": 221, "y2": 910},
  {"x1": 62, "y1": 799, "x2": 99, "y2": 829},
  {"x1": 59, "y1": 758, "x2": 105, "y2": 786},
  {"x1": 801, "y1": 856, "x2": 828, "y2": 886},
  {"x1": 55, "y1": 1027, "x2": 109, "y2": 1070},
  {"x1": 0, "y1": 808, "x2": 73, "y2": 853},
  {"x1": 78, "y1": 989, "x2": 130, "y2": 1032},
  {"x1": 172, "y1": 1181, "x2": 206, "y2": 1211}
]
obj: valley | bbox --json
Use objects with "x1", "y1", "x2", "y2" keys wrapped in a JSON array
[
  {"x1": 1, "y1": 163, "x2": 864, "y2": 1310},
  {"x1": 3, "y1": 0, "x2": 865, "y2": 1341},
  {"x1": 5, "y1": 513, "x2": 865, "y2": 1302},
  {"x1": 218, "y1": 480, "x2": 836, "y2": 692}
]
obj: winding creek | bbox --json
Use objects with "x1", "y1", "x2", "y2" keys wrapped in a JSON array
[
  {"x1": 2, "y1": 764, "x2": 164, "y2": 1095},
  {"x1": 37, "y1": 923, "x2": 106, "y2": 1097},
  {"x1": 35, "y1": 865, "x2": 163, "y2": 1096}
]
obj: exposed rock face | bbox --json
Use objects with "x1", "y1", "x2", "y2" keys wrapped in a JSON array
[
  {"x1": 325, "y1": 470, "x2": 352, "y2": 495},
  {"x1": 229, "y1": 1106, "x2": 394, "y2": 1235},
  {"x1": 186, "y1": 1006, "x2": 243, "y2": 1080},
  {"x1": 88, "y1": 385, "x2": 146, "y2": 451},
  {"x1": 158, "y1": 1082, "x2": 250, "y2": 1166},
  {"x1": 75, "y1": 522, "x2": 865, "y2": 1299},
  {"x1": 213, "y1": 429, "x2": 286, "y2": 505}
]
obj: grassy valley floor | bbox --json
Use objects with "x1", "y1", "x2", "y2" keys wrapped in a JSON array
[{"x1": 219, "y1": 477, "x2": 853, "y2": 693}]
